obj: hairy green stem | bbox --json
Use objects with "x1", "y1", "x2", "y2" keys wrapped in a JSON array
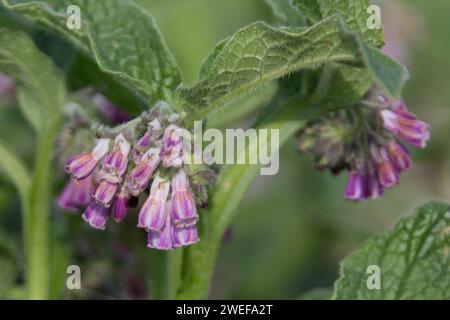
[
  {"x1": 152, "y1": 250, "x2": 183, "y2": 299},
  {"x1": 177, "y1": 97, "x2": 308, "y2": 299},
  {"x1": 25, "y1": 121, "x2": 60, "y2": 299}
]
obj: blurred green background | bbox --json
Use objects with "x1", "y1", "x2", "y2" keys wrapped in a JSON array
[{"x1": 0, "y1": 0, "x2": 449, "y2": 299}]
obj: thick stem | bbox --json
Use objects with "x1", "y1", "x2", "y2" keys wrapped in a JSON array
[
  {"x1": 152, "y1": 250, "x2": 183, "y2": 299},
  {"x1": 25, "y1": 121, "x2": 60, "y2": 299},
  {"x1": 177, "y1": 97, "x2": 308, "y2": 299}
]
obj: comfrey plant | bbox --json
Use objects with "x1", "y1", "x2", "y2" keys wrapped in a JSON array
[{"x1": 0, "y1": 0, "x2": 441, "y2": 300}]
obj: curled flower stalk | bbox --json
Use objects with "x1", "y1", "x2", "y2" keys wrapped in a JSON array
[
  {"x1": 299, "y1": 93, "x2": 430, "y2": 201},
  {"x1": 58, "y1": 103, "x2": 214, "y2": 250}
]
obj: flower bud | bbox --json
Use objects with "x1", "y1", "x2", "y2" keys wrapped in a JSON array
[{"x1": 171, "y1": 169, "x2": 198, "y2": 227}]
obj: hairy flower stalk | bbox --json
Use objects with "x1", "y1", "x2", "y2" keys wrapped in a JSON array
[
  {"x1": 59, "y1": 103, "x2": 214, "y2": 250},
  {"x1": 299, "y1": 94, "x2": 430, "y2": 201}
]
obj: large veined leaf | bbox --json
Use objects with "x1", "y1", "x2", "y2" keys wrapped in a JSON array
[
  {"x1": 179, "y1": 16, "x2": 362, "y2": 122},
  {"x1": 180, "y1": 13, "x2": 403, "y2": 122},
  {"x1": 3, "y1": 0, "x2": 182, "y2": 104},
  {"x1": 198, "y1": 37, "x2": 231, "y2": 81},
  {"x1": 268, "y1": 0, "x2": 393, "y2": 109},
  {"x1": 290, "y1": 0, "x2": 384, "y2": 47},
  {"x1": 286, "y1": 0, "x2": 391, "y2": 108},
  {"x1": 334, "y1": 201, "x2": 450, "y2": 299}
]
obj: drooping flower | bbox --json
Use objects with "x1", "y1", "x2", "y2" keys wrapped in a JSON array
[
  {"x1": 345, "y1": 166, "x2": 365, "y2": 201},
  {"x1": 172, "y1": 224, "x2": 199, "y2": 248},
  {"x1": 371, "y1": 144, "x2": 399, "y2": 188},
  {"x1": 365, "y1": 163, "x2": 383, "y2": 200},
  {"x1": 127, "y1": 148, "x2": 160, "y2": 197},
  {"x1": 65, "y1": 138, "x2": 110, "y2": 180},
  {"x1": 100, "y1": 133, "x2": 131, "y2": 184},
  {"x1": 171, "y1": 169, "x2": 198, "y2": 227},
  {"x1": 379, "y1": 98, "x2": 430, "y2": 148},
  {"x1": 386, "y1": 140, "x2": 412, "y2": 172},
  {"x1": 82, "y1": 202, "x2": 110, "y2": 230},
  {"x1": 57, "y1": 175, "x2": 94, "y2": 212},
  {"x1": 112, "y1": 185, "x2": 130, "y2": 222},
  {"x1": 137, "y1": 175, "x2": 171, "y2": 232},
  {"x1": 93, "y1": 180, "x2": 119, "y2": 207},
  {"x1": 147, "y1": 204, "x2": 173, "y2": 250}
]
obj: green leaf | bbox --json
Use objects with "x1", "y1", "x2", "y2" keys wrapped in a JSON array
[
  {"x1": 290, "y1": 0, "x2": 323, "y2": 24},
  {"x1": 178, "y1": 95, "x2": 307, "y2": 299},
  {"x1": 179, "y1": 16, "x2": 362, "y2": 122},
  {"x1": 16, "y1": 89, "x2": 43, "y2": 132},
  {"x1": 307, "y1": 64, "x2": 372, "y2": 112},
  {"x1": 334, "y1": 201, "x2": 450, "y2": 299},
  {"x1": 290, "y1": 0, "x2": 384, "y2": 47},
  {"x1": 0, "y1": 140, "x2": 30, "y2": 203},
  {"x1": 0, "y1": 29, "x2": 65, "y2": 125},
  {"x1": 265, "y1": 0, "x2": 307, "y2": 26},
  {"x1": 4, "y1": 0, "x2": 182, "y2": 104},
  {"x1": 357, "y1": 41, "x2": 409, "y2": 99},
  {"x1": 198, "y1": 37, "x2": 230, "y2": 81}
]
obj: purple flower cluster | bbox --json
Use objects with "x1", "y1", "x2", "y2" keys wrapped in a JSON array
[
  {"x1": 299, "y1": 95, "x2": 430, "y2": 201},
  {"x1": 59, "y1": 118, "x2": 202, "y2": 250}
]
